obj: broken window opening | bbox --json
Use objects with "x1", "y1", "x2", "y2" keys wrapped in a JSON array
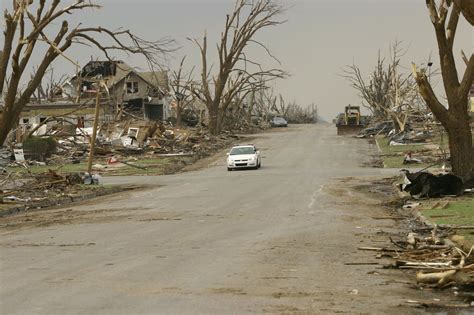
[
  {"x1": 77, "y1": 116, "x2": 85, "y2": 128},
  {"x1": 126, "y1": 82, "x2": 139, "y2": 94},
  {"x1": 127, "y1": 128, "x2": 139, "y2": 139}
]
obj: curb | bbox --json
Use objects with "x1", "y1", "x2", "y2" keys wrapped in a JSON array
[
  {"x1": 374, "y1": 137, "x2": 387, "y2": 168},
  {"x1": 0, "y1": 186, "x2": 125, "y2": 218},
  {"x1": 403, "y1": 199, "x2": 474, "y2": 253}
]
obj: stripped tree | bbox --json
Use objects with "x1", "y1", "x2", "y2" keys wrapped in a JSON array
[
  {"x1": 170, "y1": 56, "x2": 196, "y2": 127},
  {"x1": 253, "y1": 86, "x2": 277, "y2": 122},
  {"x1": 343, "y1": 41, "x2": 420, "y2": 133},
  {"x1": 413, "y1": 0, "x2": 473, "y2": 177},
  {"x1": 0, "y1": 0, "x2": 173, "y2": 145},
  {"x1": 191, "y1": 0, "x2": 287, "y2": 135}
]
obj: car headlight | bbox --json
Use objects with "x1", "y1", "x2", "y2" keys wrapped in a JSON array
[{"x1": 249, "y1": 156, "x2": 256, "y2": 161}]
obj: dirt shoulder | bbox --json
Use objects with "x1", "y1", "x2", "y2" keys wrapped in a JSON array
[{"x1": 336, "y1": 175, "x2": 474, "y2": 312}]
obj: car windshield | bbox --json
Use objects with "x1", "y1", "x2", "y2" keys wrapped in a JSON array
[
  {"x1": 230, "y1": 147, "x2": 255, "y2": 155},
  {"x1": 274, "y1": 117, "x2": 286, "y2": 122}
]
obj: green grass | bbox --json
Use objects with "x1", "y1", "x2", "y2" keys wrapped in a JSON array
[
  {"x1": 422, "y1": 198, "x2": 474, "y2": 242},
  {"x1": 7, "y1": 162, "x2": 88, "y2": 174},
  {"x1": 375, "y1": 134, "x2": 448, "y2": 169},
  {"x1": 6, "y1": 157, "x2": 188, "y2": 176},
  {"x1": 101, "y1": 157, "x2": 190, "y2": 176},
  {"x1": 376, "y1": 136, "x2": 427, "y2": 154},
  {"x1": 382, "y1": 156, "x2": 432, "y2": 169}
]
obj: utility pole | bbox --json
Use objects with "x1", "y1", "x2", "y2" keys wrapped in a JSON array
[{"x1": 87, "y1": 82, "x2": 102, "y2": 174}]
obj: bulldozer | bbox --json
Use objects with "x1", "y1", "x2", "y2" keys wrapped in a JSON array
[{"x1": 336, "y1": 105, "x2": 364, "y2": 135}]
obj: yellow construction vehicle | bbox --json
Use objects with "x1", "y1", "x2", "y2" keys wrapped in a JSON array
[{"x1": 336, "y1": 105, "x2": 364, "y2": 135}]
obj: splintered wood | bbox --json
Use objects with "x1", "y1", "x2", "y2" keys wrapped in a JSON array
[{"x1": 359, "y1": 225, "x2": 474, "y2": 288}]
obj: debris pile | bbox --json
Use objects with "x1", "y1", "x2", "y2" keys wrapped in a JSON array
[
  {"x1": 359, "y1": 224, "x2": 474, "y2": 309},
  {"x1": 94, "y1": 119, "x2": 241, "y2": 158},
  {"x1": 357, "y1": 121, "x2": 395, "y2": 138},
  {"x1": 358, "y1": 114, "x2": 449, "y2": 167},
  {"x1": 2, "y1": 119, "x2": 242, "y2": 175},
  {"x1": 0, "y1": 169, "x2": 100, "y2": 208},
  {"x1": 384, "y1": 226, "x2": 473, "y2": 289}
]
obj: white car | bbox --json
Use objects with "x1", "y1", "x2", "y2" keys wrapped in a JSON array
[{"x1": 226, "y1": 145, "x2": 261, "y2": 171}]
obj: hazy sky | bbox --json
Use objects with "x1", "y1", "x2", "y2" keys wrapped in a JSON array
[{"x1": 1, "y1": 0, "x2": 472, "y2": 120}]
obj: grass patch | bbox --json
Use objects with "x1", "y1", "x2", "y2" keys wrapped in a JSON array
[
  {"x1": 422, "y1": 197, "x2": 474, "y2": 242},
  {"x1": 375, "y1": 135, "x2": 448, "y2": 169},
  {"x1": 376, "y1": 136, "x2": 427, "y2": 154},
  {"x1": 102, "y1": 157, "x2": 192, "y2": 176},
  {"x1": 9, "y1": 162, "x2": 88, "y2": 174},
  {"x1": 6, "y1": 157, "x2": 192, "y2": 176},
  {"x1": 382, "y1": 156, "x2": 431, "y2": 169}
]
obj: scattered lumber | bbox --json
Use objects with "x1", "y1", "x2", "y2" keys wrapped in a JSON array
[
  {"x1": 358, "y1": 246, "x2": 405, "y2": 252},
  {"x1": 344, "y1": 262, "x2": 380, "y2": 266},
  {"x1": 406, "y1": 300, "x2": 473, "y2": 309},
  {"x1": 371, "y1": 216, "x2": 404, "y2": 220}
]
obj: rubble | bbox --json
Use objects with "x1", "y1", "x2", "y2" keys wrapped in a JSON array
[
  {"x1": 383, "y1": 226, "x2": 474, "y2": 288},
  {"x1": 2, "y1": 117, "x2": 242, "y2": 173},
  {"x1": 356, "y1": 111, "x2": 455, "y2": 170},
  {"x1": 359, "y1": 215, "x2": 474, "y2": 290},
  {"x1": 357, "y1": 121, "x2": 395, "y2": 138},
  {"x1": 389, "y1": 130, "x2": 432, "y2": 145},
  {"x1": 0, "y1": 117, "x2": 244, "y2": 211},
  {"x1": 352, "y1": 175, "x2": 474, "y2": 308},
  {"x1": 403, "y1": 152, "x2": 422, "y2": 165}
]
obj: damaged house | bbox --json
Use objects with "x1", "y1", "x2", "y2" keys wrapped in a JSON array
[
  {"x1": 6, "y1": 60, "x2": 170, "y2": 144},
  {"x1": 68, "y1": 60, "x2": 171, "y2": 121}
]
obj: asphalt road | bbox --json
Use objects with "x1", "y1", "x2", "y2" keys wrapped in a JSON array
[{"x1": 1, "y1": 124, "x2": 430, "y2": 314}]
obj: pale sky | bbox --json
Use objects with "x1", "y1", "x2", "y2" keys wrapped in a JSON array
[{"x1": 1, "y1": 0, "x2": 472, "y2": 120}]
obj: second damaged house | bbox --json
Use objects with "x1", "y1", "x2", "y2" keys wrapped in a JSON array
[
  {"x1": 5, "y1": 60, "x2": 172, "y2": 148},
  {"x1": 67, "y1": 60, "x2": 171, "y2": 121}
]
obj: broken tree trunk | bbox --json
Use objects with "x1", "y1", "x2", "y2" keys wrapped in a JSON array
[{"x1": 416, "y1": 270, "x2": 471, "y2": 285}]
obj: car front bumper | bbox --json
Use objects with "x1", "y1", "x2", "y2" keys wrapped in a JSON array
[{"x1": 228, "y1": 161, "x2": 257, "y2": 168}]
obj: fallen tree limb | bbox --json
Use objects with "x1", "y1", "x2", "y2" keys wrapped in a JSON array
[
  {"x1": 358, "y1": 246, "x2": 405, "y2": 252},
  {"x1": 344, "y1": 262, "x2": 380, "y2": 266},
  {"x1": 372, "y1": 216, "x2": 404, "y2": 220},
  {"x1": 416, "y1": 270, "x2": 471, "y2": 286},
  {"x1": 120, "y1": 161, "x2": 148, "y2": 170},
  {"x1": 396, "y1": 260, "x2": 453, "y2": 268},
  {"x1": 406, "y1": 300, "x2": 473, "y2": 309}
]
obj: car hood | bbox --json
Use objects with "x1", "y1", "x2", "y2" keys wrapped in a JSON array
[{"x1": 228, "y1": 154, "x2": 256, "y2": 160}]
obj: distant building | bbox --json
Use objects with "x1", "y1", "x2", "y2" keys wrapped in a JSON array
[
  {"x1": 11, "y1": 60, "x2": 171, "y2": 142},
  {"x1": 68, "y1": 60, "x2": 170, "y2": 121}
]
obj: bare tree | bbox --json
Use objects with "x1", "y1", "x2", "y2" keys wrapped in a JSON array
[
  {"x1": 191, "y1": 0, "x2": 287, "y2": 135},
  {"x1": 170, "y1": 56, "x2": 195, "y2": 127},
  {"x1": 0, "y1": 0, "x2": 174, "y2": 145},
  {"x1": 244, "y1": 77, "x2": 270, "y2": 125},
  {"x1": 279, "y1": 99, "x2": 314, "y2": 123},
  {"x1": 31, "y1": 66, "x2": 68, "y2": 103},
  {"x1": 343, "y1": 41, "x2": 420, "y2": 132},
  {"x1": 253, "y1": 85, "x2": 277, "y2": 121},
  {"x1": 413, "y1": 0, "x2": 473, "y2": 177},
  {"x1": 276, "y1": 94, "x2": 290, "y2": 118}
]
